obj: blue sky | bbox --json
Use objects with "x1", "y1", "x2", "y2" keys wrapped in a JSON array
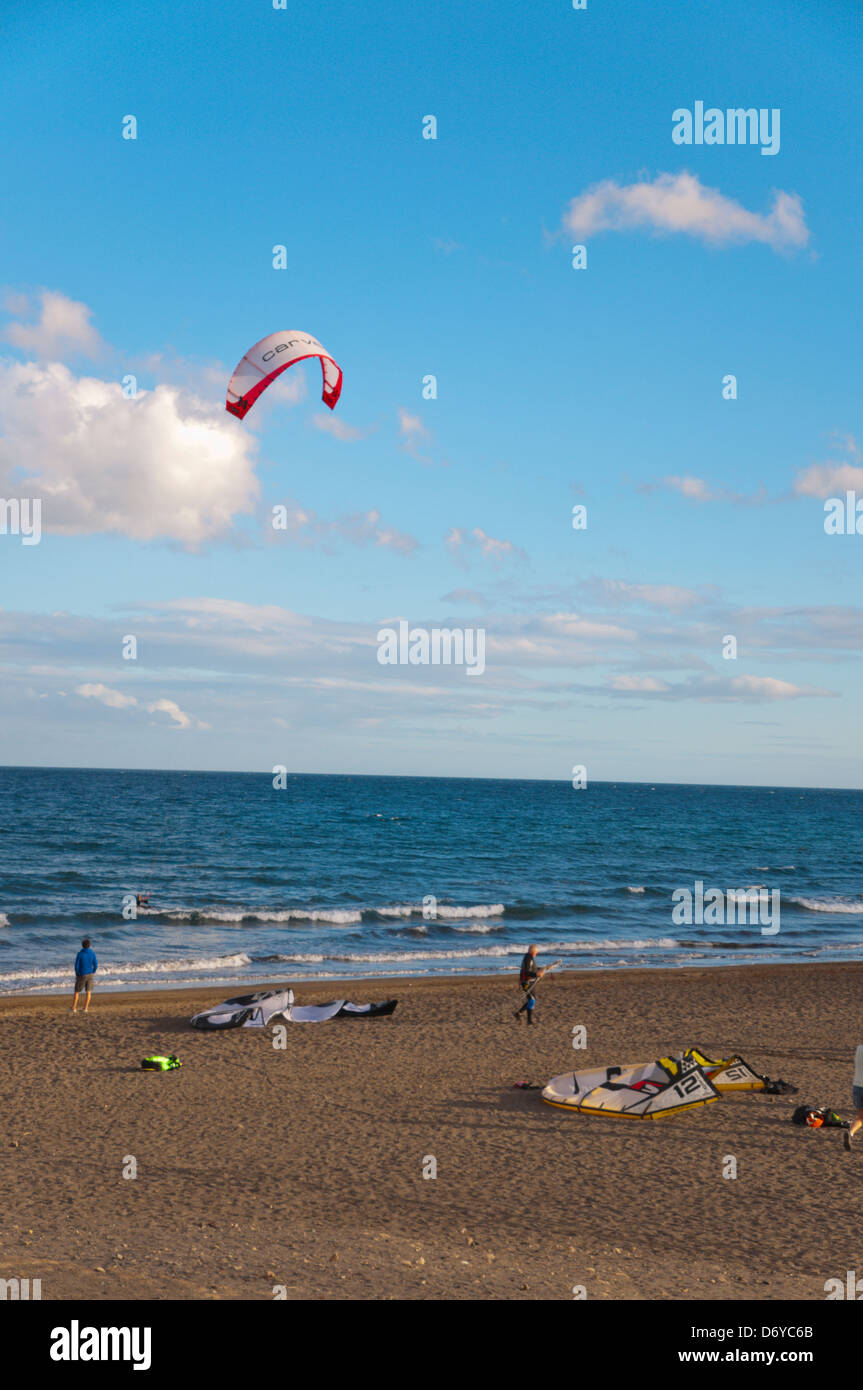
[{"x1": 1, "y1": 0, "x2": 862, "y2": 784}]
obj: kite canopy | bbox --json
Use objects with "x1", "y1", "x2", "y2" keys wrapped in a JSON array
[
  {"x1": 689, "y1": 1048, "x2": 796, "y2": 1095},
  {"x1": 225, "y1": 330, "x2": 343, "y2": 419},
  {"x1": 542, "y1": 1052, "x2": 719, "y2": 1119},
  {"x1": 191, "y1": 988, "x2": 295, "y2": 1029},
  {"x1": 689, "y1": 1049, "x2": 769, "y2": 1092},
  {"x1": 542, "y1": 1046, "x2": 793, "y2": 1118},
  {"x1": 285, "y1": 999, "x2": 398, "y2": 1023},
  {"x1": 190, "y1": 988, "x2": 397, "y2": 1029}
]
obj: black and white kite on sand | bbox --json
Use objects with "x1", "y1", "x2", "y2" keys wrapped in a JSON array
[
  {"x1": 542, "y1": 1046, "x2": 795, "y2": 1119},
  {"x1": 190, "y1": 988, "x2": 397, "y2": 1030}
]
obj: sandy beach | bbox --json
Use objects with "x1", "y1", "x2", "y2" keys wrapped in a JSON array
[{"x1": 1, "y1": 961, "x2": 860, "y2": 1301}]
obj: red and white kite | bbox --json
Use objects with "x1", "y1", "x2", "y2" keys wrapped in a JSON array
[{"x1": 225, "y1": 330, "x2": 343, "y2": 420}]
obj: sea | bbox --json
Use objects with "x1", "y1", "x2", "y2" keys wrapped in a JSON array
[{"x1": 1, "y1": 767, "x2": 862, "y2": 995}]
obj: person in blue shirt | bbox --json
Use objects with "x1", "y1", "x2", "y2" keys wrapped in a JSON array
[{"x1": 72, "y1": 938, "x2": 98, "y2": 1014}]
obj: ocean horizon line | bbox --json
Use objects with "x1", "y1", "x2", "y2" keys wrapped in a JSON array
[{"x1": 1, "y1": 764, "x2": 860, "y2": 794}]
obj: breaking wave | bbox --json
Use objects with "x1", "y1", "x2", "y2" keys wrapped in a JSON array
[
  {"x1": 163, "y1": 908, "x2": 363, "y2": 925},
  {"x1": 152, "y1": 902, "x2": 506, "y2": 926},
  {"x1": 787, "y1": 896, "x2": 863, "y2": 915}
]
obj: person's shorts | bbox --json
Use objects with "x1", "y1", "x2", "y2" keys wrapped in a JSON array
[
  {"x1": 852, "y1": 1086, "x2": 863, "y2": 1111},
  {"x1": 74, "y1": 974, "x2": 95, "y2": 992}
]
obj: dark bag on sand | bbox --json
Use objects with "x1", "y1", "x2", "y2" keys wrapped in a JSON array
[
  {"x1": 763, "y1": 1077, "x2": 796, "y2": 1095},
  {"x1": 791, "y1": 1104, "x2": 846, "y2": 1128}
]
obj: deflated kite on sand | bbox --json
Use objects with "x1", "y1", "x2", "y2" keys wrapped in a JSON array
[
  {"x1": 190, "y1": 988, "x2": 397, "y2": 1030},
  {"x1": 542, "y1": 1047, "x2": 794, "y2": 1119}
]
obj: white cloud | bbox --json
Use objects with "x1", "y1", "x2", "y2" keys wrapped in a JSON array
[
  {"x1": 338, "y1": 509, "x2": 417, "y2": 554},
  {"x1": 0, "y1": 598, "x2": 842, "y2": 750},
  {"x1": 398, "y1": 408, "x2": 429, "y2": 441},
  {"x1": 656, "y1": 475, "x2": 766, "y2": 505},
  {"x1": 76, "y1": 682, "x2": 201, "y2": 728},
  {"x1": 396, "y1": 406, "x2": 448, "y2": 467},
  {"x1": 793, "y1": 462, "x2": 863, "y2": 497},
  {"x1": 145, "y1": 697, "x2": 192, "y2": 728},
  {"x1": 540, "y1": 612, "x2": 634, "y2": 641},
  {"x1": 311, "y1": 412, "x2": 372, "y2": 442},
  {"x1": 134, "y1": 350, "x2": 227, "y2": 400},
  {"x1": 611, "y1": 674, "x2": 671, "y2": 692},
  {"x1": 663, "y1": 475, "x2": 720, "y2": 501},
  {"x1": 790, "y1": 436, "x2": 863, "y2": 499},
  {"x1": 0, "y1": 360, "x2": 259, "y2": 544},
  {"x1": 827, "y1": 432, "x2": 861, "y2": 462},
  {"x1": 397, "y1": 406, "x2": 436, "y2": 464},
  {"x1": 563, "y1": 172, "x2": 809, "y2": 251},
  {"x1": 273, "y1": 503, "x2": 417, "y2": 554},
  {"x1": 596, "y1": 580, "x2": 702, "y2": 611},
  {"x1": 728, "y1": 674, "x2": 822, "y2": 700},
  {"x1": 606, "y1": 673, "x2": 832, "y2": 701},
  {"x1": 446, "y1": 526, "x2": 526, "y2": 567},
  {"x1": 76, "y1": 682, "x2": 137, "y2": 709},
  {"x1": 2, "y1": 290, "x2": 106, "y2": 359}
]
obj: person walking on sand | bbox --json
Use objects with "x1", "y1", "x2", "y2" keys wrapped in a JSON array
[
  {"x1": 72, "y1": 938, "x2": 98, "y2": 1014},
  {"x1": 515, "y1": 944, "x2": 546, "y2": 1025},
  {"x1": 843, "y1": 1042, "x2": 863, "y2": 1152}
]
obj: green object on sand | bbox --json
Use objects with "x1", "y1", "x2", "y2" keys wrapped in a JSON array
[{"x1": 141, "y1": 1054, "x2": 181, "y2": 1072}]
